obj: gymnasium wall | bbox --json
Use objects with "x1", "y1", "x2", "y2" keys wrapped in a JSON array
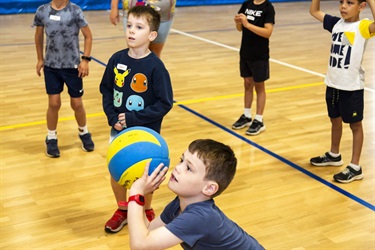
[{"x1": 0, "y1": 0, "x2": 304, "y2": 15}]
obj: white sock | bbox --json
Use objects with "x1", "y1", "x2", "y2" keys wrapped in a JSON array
[
  {"x1": 329, "y1": 151, "x2": 340, "y2": 158},
  {"x1": 254, "y1": 114, "x2": 263, "y2": 123},
  {"x1": 348, "y1": 163, "x2": 361, "y2": 171},
  {"x1": 244, "y1": 108, "x2": 251, "y2": 118},
  {"x1": 47, "y1": 130, "x2": 57, "y2": 140},
  {"x1": 78, "y1": 125, "x2": 88, "y2": 135}
]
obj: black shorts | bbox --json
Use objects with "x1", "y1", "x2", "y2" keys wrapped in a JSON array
[
  {"x1": 44, "y1": 66, "x2": 84, "y2": 98},
  {"x1": 325, "y1": 86, "x2": 364, "y2": 123},
  {"x1": 239, "y1": 59, "x2": 269, "y2": 82}
]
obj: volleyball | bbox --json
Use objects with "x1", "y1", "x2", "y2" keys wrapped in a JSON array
[{"x1": 107, "y1": 126, "x2": 170, "y2": 189}]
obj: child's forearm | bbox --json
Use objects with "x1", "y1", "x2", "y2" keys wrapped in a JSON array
[
  {"x1": 244, "y1": 23, "x2": 273, "y2": 38},
  {"x1": 128, "y1": 201, "x2": 150, "y2": 249},
  {"x1": 310, "y1": 0, "x2": 325, "y2": 22},
  {"x1": 81, "y1": 26, "x2": 92, "y2": 57},
  {"x1": 34, "y1": 28, "x2": 44, "y2": 61}
]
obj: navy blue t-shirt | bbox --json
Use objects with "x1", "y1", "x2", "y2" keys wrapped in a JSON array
[{"x1": 161, "y1": 197, "x2": 265, "y2": 250}]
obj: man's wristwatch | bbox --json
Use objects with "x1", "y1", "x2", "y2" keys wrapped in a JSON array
[
  {"x1": 81, "y1": 55, "x2": 91, "y2": 61},
  {"x1": 118, "y1": 194, "x2": 145, "y2": 207}
]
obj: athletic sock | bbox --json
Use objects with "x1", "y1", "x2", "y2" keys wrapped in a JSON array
[
  {"x1": 244, "y1": 108, "x2": 251, "y2": 119},
  {"x1": 348, "y1": 163, "x2": 361, "y2": 171},
  {"x1": 78, "y1": 125, "x2": 88, "y2": 135},
  {"x1": 254, "y1": 114, "x2": 263, "y2": 123},
  {"x1": 329, "y1": 151, "x2": 340, "y2": 158},
  {"x1": 47, "y1": 130, "x2": 57, "y2": 140}
]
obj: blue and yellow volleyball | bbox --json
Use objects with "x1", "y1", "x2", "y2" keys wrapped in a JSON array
[{"x1": 107, "y1": 126, "x2": 170, "y2": 189}]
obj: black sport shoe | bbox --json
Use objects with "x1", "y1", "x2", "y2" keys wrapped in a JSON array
[
  {"x1": 333, "y1": 166, "x2": 363, "y2": 183},
  {"x1": 246, "y1": 119, "x2": 265, "y2": 135},
  {"x1": 310, "y1": 152, "x2": 343, "y2": 166},
  {"x1": 79, "y1": 133, "x2": 95, "y2": 152},
  {"x1": 232, "y1": 115, "x2": 252, "y2": 129},
  {"x1": 45, "y1": 137, "x2": 60, "y2": 158}
]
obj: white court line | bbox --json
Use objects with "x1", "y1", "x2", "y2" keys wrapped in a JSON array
[{"x1": 171, "y1": 28, "x2": 374, "y2": 93}]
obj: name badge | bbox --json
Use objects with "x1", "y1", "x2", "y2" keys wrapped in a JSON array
[
  {"x1": 117, "y1": 63, "x2": 128, "y2": 71},
  {"x1": 247, "y1": 15, "x2": 255, "y2": 21},
  {"x1": 49, "y1": 15, "x2": 61, "y2": 21}
]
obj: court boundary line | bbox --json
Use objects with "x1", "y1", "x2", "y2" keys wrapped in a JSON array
[
  {"x1": 177, "y1": 104, "x2": 375, "y2": 212},
  {"x1": 1, "y1": 28, "x2": 373, "y2": 211},
  {"x1": 170, "y1": 28, "x2": 375, "y2": 93}
]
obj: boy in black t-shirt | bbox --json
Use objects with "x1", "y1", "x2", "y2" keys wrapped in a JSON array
[{"x1": 232, "y1": 0, "x2": 275, "y2": 136}]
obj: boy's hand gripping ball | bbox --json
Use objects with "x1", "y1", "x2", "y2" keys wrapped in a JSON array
[{"x1": 107, "y1": 126, "x2": 170, "y2": 189}]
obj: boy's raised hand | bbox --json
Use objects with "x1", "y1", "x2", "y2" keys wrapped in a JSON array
[{"x1": 130, "y1": 163, "x2": 168, "y2": 196}]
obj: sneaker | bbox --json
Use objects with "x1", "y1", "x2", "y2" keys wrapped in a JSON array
[
  {"x1": 246, "y1": 119, "x2": 265, "y2": 135},
  {"x1": 232, "y1": 115, "x2": 252, "y2": 129},
  {"x1": 45, "y1": 137, "x2": 60, "y2": 158},
  {"x1": 79, "y1": 133, "x2": 95, "y2": 152},
  {"x1": 145, "y1": 208, "x2": 155, "y2": 222},
  {"x1": 333, "y1": 166, "x2": 363, "y2": 183},
  {"x1": 105, "y1": 209, "x2": 128, "y2": 233},
  {"x1": 310, "y1": 152, "x2": 343, "y2": 166}
]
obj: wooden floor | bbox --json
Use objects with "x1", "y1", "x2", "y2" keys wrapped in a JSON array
[{"x1": 1, "y1": 2, "x2": 374, "y2": 249}]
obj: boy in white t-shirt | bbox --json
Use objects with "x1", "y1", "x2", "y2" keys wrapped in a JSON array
[{"x1": 309, "y1": 0, "x2": 375, "y2": 183}]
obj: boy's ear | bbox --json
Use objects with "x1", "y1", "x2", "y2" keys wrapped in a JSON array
[
  {"x1": 149, "y1": 31, "x2": 157, "y2": 41},
  {"x1": 202, "y1": 181, "x2": 219, "y2": 196},
  {"x1": 359, "y1": 1, "x2": 366, "y2": 11}
]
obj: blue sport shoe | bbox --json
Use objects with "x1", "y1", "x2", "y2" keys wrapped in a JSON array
[
  {"x1": 45, "y1": 137, "x2": 60, "y2": 158},
  {"x1": 79, "y1": 133, "x2": 95, "y2": 152}
]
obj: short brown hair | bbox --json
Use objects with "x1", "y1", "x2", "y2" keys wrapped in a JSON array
[
  {"x1": 188, "y1": 139, "x2": 237, "y2": 198},
  {"x1": 127, "y1": 5, "x2": 161, "y2": 32}
]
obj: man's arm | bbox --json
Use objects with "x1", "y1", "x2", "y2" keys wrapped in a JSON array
[
  {"x1": 310, "y1": 0, "x2": 326, "y2": 23},
  {"x1": 367, "y1": 0, "x2": 375, "y2": 33},
  {"x1": 35, "y1": 26, "x2": 44, "y2": 76}
]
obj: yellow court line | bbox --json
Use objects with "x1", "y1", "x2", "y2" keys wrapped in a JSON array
[
  {"x1": 0, "y1": 81, "x2": 324, "y2": 131},
  {"x1": 173, "y1": 81, "x2": 324, "y2": 105},
  {"x1": 0, "y1": 112, "x2": 105, "y2": 131}
]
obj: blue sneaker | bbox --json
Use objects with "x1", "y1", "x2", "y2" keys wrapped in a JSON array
[
  {"x1": 333, "y1": 166, "x2": 363, "y2": 183},
  {"x1": 310, "y1": 152, "x2": 343, "y2": 166},
  {"x1": 79, "y1": 133, "x2": 95, "y2": 152},
  {"x1": 45, "y1": 137, "x2": 60, "y2": 158}
]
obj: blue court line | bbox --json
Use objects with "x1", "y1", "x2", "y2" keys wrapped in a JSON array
[
  {"x1": 177, "y1": 104, "x2": 375, "y2": 212},
  {"x1": 87, "y1": 53, "x2": 374, "y2": 212}
]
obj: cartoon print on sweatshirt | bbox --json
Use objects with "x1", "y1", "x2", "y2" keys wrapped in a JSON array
[
  {"x1": 112, "y1": 64, "x2": 148, "y2": 112},
  {"x1": 131, "y1": 73, "x2": 148, "y2": 93},
  {"x1": 114, "y1": 64, "x2": 131, "y2": 88},
  {"x1": 126, "y1": 94, "x2": 144, "y2": 111},
  {"x1": 113, "y1": 89, "x2": 123, "y2": 108}
]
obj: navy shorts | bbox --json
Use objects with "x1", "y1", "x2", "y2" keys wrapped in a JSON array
[
  {"x1": 325, "y1": 86, "x2": 364, "y2": 123},
  {"x1": 240, "y1": 59, "x2": 269, "y2": 82},
  {"x1": 44, "y1": 66, "x2": 84, "y2": 98}
]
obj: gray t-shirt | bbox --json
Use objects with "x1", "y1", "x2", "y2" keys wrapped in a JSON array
[{"x1": 33, "y1": 2, "x2": 88, "y2": 69}]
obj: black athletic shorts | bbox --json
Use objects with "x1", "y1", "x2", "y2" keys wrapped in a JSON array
[
  {"x1": 239, "y1": 59, "x2": 269, "y2": 82},
  {"x1": 44, "y1": 66, "x2": 84, "y2": 97},
  {"x1": 325, "y1": 86, "x2": 364, "y2": 123}
]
